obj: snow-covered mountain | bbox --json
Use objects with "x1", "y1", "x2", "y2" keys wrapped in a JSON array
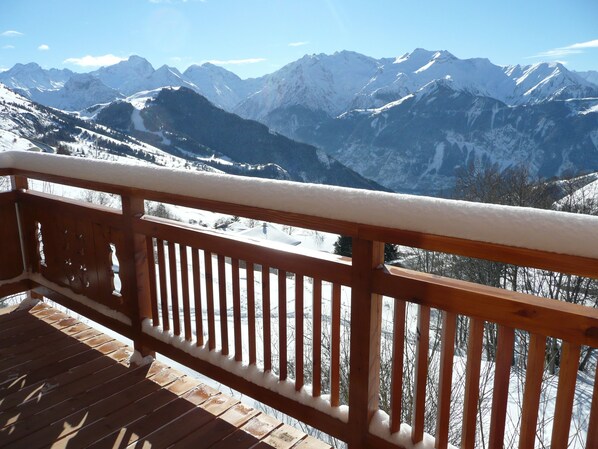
[
  {"x1": 3, "y1": 49, "x2": 597, "y2": 194},
  {"x1": 33, "y1": 73, "x2": 124, "y2": 111},
  {"x1": 5, "y1": 50, "x2": 596, "y2": 116},
  {"x1": 0, "y1": 82, "x2": 383, "y2": 190},
  {"x1": 291, "y1": 81, "x2": 598, "y2": 194},
  {"x1": 236, "y1": 50, "x2": 380, "y2": 119},
  {"x1": 0, "y1": 62, "x2": 73, "y2": 95},
  {"x1": 577, "y1": 70, "x2": 598, "y2": 87},
  {"x1": 88, "y1": 86, "x2": 385, "y2": 189},
  {"x1": 91, "y1": 56, "x2": 198, "y2": 96},
  {"x1": 182, "y1": 63, "x2": 261, "y2": 110},
  {"x1": 0, "y1": 83, "x2": 208, "y2": 171}
]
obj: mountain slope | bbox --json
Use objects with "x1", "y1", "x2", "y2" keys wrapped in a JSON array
[
  {"x1": 293, "y1": 82, "x2": 598, "y2": 194},
  {"x1": 92, "y1": 87, "x2": 386, "y2": 190},
  {"x1": 0, "y1": 83, "x2": 220, "y2": 171}
]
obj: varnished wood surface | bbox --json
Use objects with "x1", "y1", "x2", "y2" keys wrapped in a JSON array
[{"x1": 0, "y1": 302, "x2": 332, "y2": 449}]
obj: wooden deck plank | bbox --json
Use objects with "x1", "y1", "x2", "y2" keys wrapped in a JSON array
[
  {"x1": 208, "y1": 413, "x2": 282, "y2": 449},
  {"x1": 130, "y1": 395, "x2": 239, "y2": 448},
  {"x1": 0, "y1": 331, "x2": 111, "y2": 391},
  {"x1": 88, "y1": 383, "x2": 220, "y2": 448},
  {"x1": 174, "y1": 402, "x2": 260, "y2": 448},
  {"x1": 294, "y1": 435, "x2": 334, "y2": 448},
  {"x1": 0, "y1": 347, "x2": 128, "y2": 413},
  {"x1": 0, "y1": 303, "x2": 332, "y2": 449},
  {"x1": 49, "y1": 375, "x2": 198, "y2": 448},
  {"x1": 9, "y1": 368, "x2": 177, "y2": 449},
  {"x1": 0, "y1": 320, "x2": 103, "y2": 373},
  {"x1": 0, "y1": 346, "x2": 131, "y2": 429},
  {"x1": 254, "y1": 423, "x2": 307, "y2": 449},
  {"x1": 0, "y1": 363, "x2": 160, "y2": 446}
]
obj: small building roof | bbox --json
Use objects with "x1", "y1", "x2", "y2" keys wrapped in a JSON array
[{"x1": 238, "y1": 222, "x2": 301, "y2": 246}]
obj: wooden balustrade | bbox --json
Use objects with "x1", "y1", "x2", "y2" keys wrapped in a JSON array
[{"x1": 1, "y1": 165, "x2": 598, "y2": 449}]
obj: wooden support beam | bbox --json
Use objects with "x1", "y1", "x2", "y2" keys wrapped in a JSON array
[
  {"x1": 347, "y1": 238, "x2": 384, "y2": 449},
  {"x1": 121, "y1": 195, "x2": 154, "y2": 359}
]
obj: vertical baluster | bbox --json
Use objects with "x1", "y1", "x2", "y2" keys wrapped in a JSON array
[
  {"x1": 204, "y1": 251, "x2": 216, "y2": 351},
  {"x1": 551, "y1": 341, "x2": 581, "y2": 449},
  {"x1": 191, "y1": 248, "x2": 203, "y2": 346},
  {"x1": 390, "y1": 298, "x2": 406, "y2": 433},
  {"x1": 411, "y1": 304, "x2": 430, "y2": 444},
  {"x1": 247, "y1": 262, "x2": 256, "y2": 365},
  {"x1": 156, "y1": 239, "x2": 169, "y2": 331},
  {"x1": 330, "y1": 283, "x2": 341, "y2": 407},
  {"x1": 435, "y1": 311, "x2": 457, "y2": 448},
  {"x1": 218, "y1": 254, "x2": 229, "y2": 355},
  {"x1": 489, "y1": 325, "x2": 515, "y2": 449},
  {"x1": 295, "y1": 274, "x2": 304, "y2": 391},
  {"x1": 146, "y1": 237, "x2": 159, "y2": 327},
  {"x1": 179, "y1": 244, "x2": 192, "y2": 341},
  {"x1": 279, "y1": 269, "x2": 287, "y2": 381},
  {"x1": 167, "y1": 241, "x2": 180, "y2": 336},
  {"x1": 232, "y1": 258, "x2": 242, "y2": 362},
  {"x1": 518, "y1": 333, "x2": 546, "y2": 449},
  {"x1": 461, "y1": 318, "x2": 484, "y2": 449},
  {"x1": 312, "y1": 277, "x2": 322, "y2": 397},
  {"x1": 587, "y1": 363, "x2": 598, "y2": 449},
  {"x1": 262, "y1": 264, "x2": 272, "y2": 372}
]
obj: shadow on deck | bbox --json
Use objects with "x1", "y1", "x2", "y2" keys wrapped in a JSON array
[{"x1": 0, "y1": 302, "x2": 330, "y2": 449}]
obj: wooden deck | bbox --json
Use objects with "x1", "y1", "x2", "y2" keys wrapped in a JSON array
[{"x1": 0, "y1": 302, "x2": 332, "y2": 449}]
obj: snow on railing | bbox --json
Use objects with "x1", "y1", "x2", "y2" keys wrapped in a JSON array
[
  {"x1": 2, "y1": 150, "x2": 598, "y2": 259},
  {"x1": 1, "y1": 151, "x2": 598, "y2": 449}
]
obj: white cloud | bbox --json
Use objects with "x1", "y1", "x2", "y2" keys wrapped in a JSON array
[
  {"x1": 38, "y1": 44, "x2": 50, "y2": 51},
  {"x1": 2, "y1": 44, "x2": 15, "y2": 50},
  {"x1": 531, "y1": 38, "x2": 598, "y2": 59},
  {"x1": 1, "y1": 30, "x2": 24, "y2": 37},
  {"x1": 568, "y1": 39, "x2": 598, "y2": 49},
  {"x1": 64, "y1": 54, "x2": 126, "y2": 67},
  {"x1": 288, "y1": 41, "x2": 309, "y2": 47},
  {"x1": 206, "y1": 58, "x2": 266, "y2": 65}
]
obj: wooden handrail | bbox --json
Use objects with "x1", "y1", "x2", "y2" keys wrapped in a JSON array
[
  {"x1": 373, "y1": 265, "x2": 598, "y2": 346},
  {"x1": 2, "y1": 163, "x2": 598, "y2": 449}
]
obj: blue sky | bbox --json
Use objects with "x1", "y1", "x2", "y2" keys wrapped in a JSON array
[{"x1": 1, "y1": 0, "x2": 597, "y2": 78}]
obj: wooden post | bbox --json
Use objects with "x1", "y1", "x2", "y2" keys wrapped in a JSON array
[
  {"x1": 10, "y1": 175, "x2": 28, "y2": 191},
  {"x1": 347, "y1": 237, "x2": 384, "y2": 449},
  {"x1": 8, "y1": 175, "x2": 29, "y2": 279},
  {"x1": 122, "y1": 194, "x2": 155, "y2": 360}
]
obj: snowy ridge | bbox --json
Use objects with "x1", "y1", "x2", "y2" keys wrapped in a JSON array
[{"x1": 2, "y1": 151, "x2": 598, "y2": 259}]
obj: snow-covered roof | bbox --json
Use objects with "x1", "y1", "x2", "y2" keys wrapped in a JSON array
[
  {"x1": 2, "y1": 150, "x2": 598, "y2": 260},
  {"x1": 239, "y1": 223, "x2": 301, "y2": 246}
]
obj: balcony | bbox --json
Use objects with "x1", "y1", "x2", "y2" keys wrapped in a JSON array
[{"x1": 1, "y1": 150, "x2": 597, "y2": 449}]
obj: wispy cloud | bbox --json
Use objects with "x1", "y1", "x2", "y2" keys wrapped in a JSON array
[
  {"x1": 206, "y1": 58, "x2": 266, "y2": 65},
  {"x1": 38, "y1": 44, "x2": 50, "y2": 51},
  {"x1": 288, "y1": 41, "x2": 309, "y2": 47},
  {"x1": 530, "y1": 38, "x2": 598, "y2": 59},
  {"x1": 64, "y1": 54, "x2": 126, "y2": 67},
  {"x1": 1, "y1": 30, "x2": 24, "y2": 37},
  {"x1": 2, "y1": 44, "x2": 15, "y2": 50}
]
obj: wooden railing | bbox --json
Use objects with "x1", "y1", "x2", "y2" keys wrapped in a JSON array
[{"x1": 1, "y1": 156, "x2": 598, "y2": 449}]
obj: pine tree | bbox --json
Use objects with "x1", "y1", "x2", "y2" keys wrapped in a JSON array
[{"x1": 333, "y1": 235, "x2": 398, "y2": 262}]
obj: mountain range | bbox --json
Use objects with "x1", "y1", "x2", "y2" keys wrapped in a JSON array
[
  {"x1": 0, "y1": 83, "x2": 384, "y2": 191},
  {"x1": 1, "y1": 49, "x2": 597, "y2": 194}
]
